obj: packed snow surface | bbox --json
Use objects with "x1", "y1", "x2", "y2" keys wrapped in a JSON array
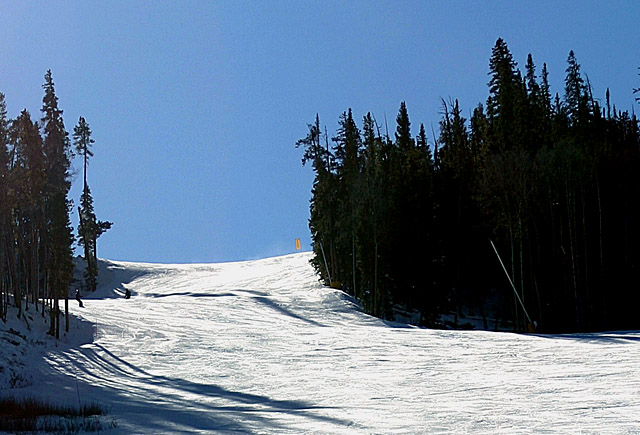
[{"x1": 4, "y1": 252, "x2": 640, "y2": 433}]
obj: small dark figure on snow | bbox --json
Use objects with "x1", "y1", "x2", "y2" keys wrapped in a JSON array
[
  {"x1": 75, "y1": 289, "x2": 84, "y2": 308},
  {"x1": 124, "y1": 288, "x2": 131, "y2": 299}
]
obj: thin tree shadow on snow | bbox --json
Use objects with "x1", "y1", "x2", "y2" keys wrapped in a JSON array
[
  {"x1": 531, "y1": 331, "x2": 640, "y2": 345},
  {"x1": 58, "y1": 343, "x2": 354, "y2": 433},
  {"x1": 251, "y1": 296, "x2": 325, "y2": 327},
  {"x1": 144, "y1": 288, "x2": 269, "y2": 299},
  {"x1": 145, "y1": 291, "x2": 239, "y2": 299},
  {"x1": 144, "y1": 289, "x2": 327, "y2": 327}
]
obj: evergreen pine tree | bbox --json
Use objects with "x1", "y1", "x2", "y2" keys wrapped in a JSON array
[
  {"x1": 296, "y1": 40, "x2": 640, "y2": 332},
  {"x1": 564, "y1": 50, "x2": 589, "y2": 124},
  {"x1": 470, "y1": 104, "x2": 488, "y2": 167},
  {"x1": 359, "y1": 113, "x2": 389, "y2": 316},
  {"x1": 540, "y1": 63, "x2": 553, "y2": 117},
  {"x1": 332, "y1": 109, "x2": 362, "y2": 297},
  {"x1": 634, "y1": 67, "x2": 640, "y2": 104},
  {"x1": 296, "y1": 115, "x2": 338, "y2": 284},
  {"x1": 486, "y1": 38, "x2": 527, "y2": 153},
  {"x1": 8, "y1": 110, "x2": 46, "y2": 319},
  {"x1": 73, "y1": 117, "x2": 94, "y2": 199},
  {"x1": 41, "y1": 70, "x2": 74, "y2": 337},
  {"x1": 73, "y1": 116, "x2": 111, "y2": 292},
  {"x1": 0, "y1": 93, "x2": 8, "y2": 322},
  {"x1": 77, "y1": 187, "x2": 98, "y2": 291},
  {"x1": 395, "y1": 102, "x2": 414, "y2": 151}
]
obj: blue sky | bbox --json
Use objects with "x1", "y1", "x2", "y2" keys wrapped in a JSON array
[{"x1": 1, "y1": 1, "x2": 638, "y2": 263}]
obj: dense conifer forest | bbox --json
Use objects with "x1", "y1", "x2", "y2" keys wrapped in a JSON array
[
  {"x1": 0, "y1": 71, "x2": 110, "y2": 335},
  {"x1": 298, "y1": 39, "x2": 640, "y2": 333}
]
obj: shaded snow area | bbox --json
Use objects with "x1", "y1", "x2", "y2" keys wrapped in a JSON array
[
  {"x1": 0, "y1": 298, "x2": 93, "y2": 391},
  {"x1": 2, "y1": 252, "x2": 640, "y2": 433}
]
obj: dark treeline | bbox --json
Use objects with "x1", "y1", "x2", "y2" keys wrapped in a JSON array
[
  {"x1": 298, "y1": 39, "x2": 640, "y2": 333},
  {"x1": 0, "y1": 71, "x2": 110, "y2": 336}
]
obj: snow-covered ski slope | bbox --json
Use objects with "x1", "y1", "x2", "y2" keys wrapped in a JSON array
[{"x1": 24, "y1": 253, "x2": 640, "y2": 433}]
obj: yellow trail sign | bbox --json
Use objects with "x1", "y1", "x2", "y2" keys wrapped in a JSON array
[{"x1": 295, "y1": 238, "x2": 301, "y2": 251}]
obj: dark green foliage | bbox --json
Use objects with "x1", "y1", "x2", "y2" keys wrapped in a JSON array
[
  {"x1": 0, "y1": 72, "x2": 109, "y2": 336},
  {"x1": 296, "y1": 115, "x2": 339, "y2": 285},
  {"x1": 395, "y1": 102, "x2": 413, "y2": 151},
  {"x1": 634, "y1": 67, "x2": 640, "y2": 104},
  {"x1": 41, "y1": 70, "x2": 74, "y2": 337},
  {"x1": 298, "y1": 39, "x2": 640, "y2": 332},
  {"x1": 6, "y1": 109, "x2": 47, "y2": 321},
  {"x1": 0, "y1": 93, "x2": 8, "y2": 322},
  {"x1": 486, "y1": 38, "x2": 528, "y2": 154},
  {"x1": 299, "y1": 103, "x2": 440, "y2": 322},
  {"x1": 74, "y1": 117, "x2": 112, "y2": 292},
  {"x1": 564, "y1": 50, "x2": 588, "y2": 123}
]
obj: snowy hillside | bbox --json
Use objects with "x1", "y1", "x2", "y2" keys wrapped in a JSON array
[{"x1": 3, "y1": 252, "x2": 640, "y2": 433}]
